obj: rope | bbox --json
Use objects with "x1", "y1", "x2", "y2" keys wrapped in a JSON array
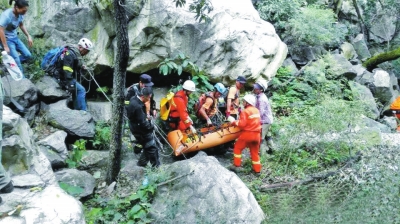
[{"x1": 85, "y1": 68, "x2": 113, "y2": 104}]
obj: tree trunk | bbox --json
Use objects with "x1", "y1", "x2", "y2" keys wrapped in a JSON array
[
  {"x1": 106, "y1": 0, "x2": 129, "y2": 184},
  {"x1": 352, "y1": 0, "x2": 368, "y2": 39},
  {"x1": 363, "y1": 47, "x2": 400, "y2": 71},
  {"x1": 334, "y1": 0, "x2": 344, "y2": 16}
]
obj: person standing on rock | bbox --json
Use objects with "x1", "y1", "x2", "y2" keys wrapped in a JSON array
[
  {"x1": 126, "y1": 86, "x2": 160, "y2": 167},
  {"x1": 228, "y1": 94, "x2": 262, "y2": 173},
  {"x1": 0, "y1": 0, "x2": 33, "y2": 76},
  {"x1": 48, "y1": 38, "x2": 93, "y2": 111},
  {"x1": 124, "y1": 74, "x2": 157, "y2": 154},
  {"x1": 253, "y1": 80, "x2": 274, "y2": 154}
]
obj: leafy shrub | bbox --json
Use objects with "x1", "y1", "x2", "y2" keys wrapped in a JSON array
[
  {"x1": 85, "y1": 184, "x2": 156, "y2": 224},
  {"x1": 256, "y1": 0, "x2": 301, "y2": 32},
  {"x1": 158, "y1": 52, "x2": 213, "y2": 117},
  {"x1": 270, "y1": 96, "x2": 372, "y2": 176},
  {"x1": 66, "y1": 139, "x2": 87, "y2": 168},
  {"x1": 285, "y1": 5, "x2": 346, "y2": 47},
  {"x1": 91, "y1": 121, "x2": 111, "y2": 150}
]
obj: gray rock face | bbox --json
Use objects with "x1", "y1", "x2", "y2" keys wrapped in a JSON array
[
  {"x1": 349, "y1": 81, "x2": 379, "y2": 119},
  {"x1": 44, "y1": 100, "x2": 95, "y2": 138},
  {"x1": 372, "y1": 69, "x2": 398, "y2": 105},
  {"x1": 26, "y1": 0, "x2": 287, "y2": 84},
  {"x1": 352, "y1": 34, "x2": 371, "y2": 61},
  {"x1": 55, "y1": 168, "x2": 96, "y2": 199},
  {"x1": 151, "y1": 152, "x2": 265, "y2": 223},
  {"x1": 1, "y1": 107, "x2": 85, "y2": 223},
  {"x1": 0, "y1": 186, "x2": 85, "y2": 224},
  {"x1": 87, "y1": 101, "x2": 112, "y2": 122},
  {"x1": 35, "y1": 75, "x2": 70, "y2": 102},
  {"x1": 1, "y1": 77, "x2": 38, "y2": 108}
]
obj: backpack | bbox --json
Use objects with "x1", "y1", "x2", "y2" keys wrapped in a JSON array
[
  {"x1": 194, "y1": 92, "x2": 214, "y2": 116},
  {"x1": 41, "y1": 46, "x2": 68, "y2": 72},
  {"x1": 160, "y1": 92, "x2": 176, "y2": 121}
]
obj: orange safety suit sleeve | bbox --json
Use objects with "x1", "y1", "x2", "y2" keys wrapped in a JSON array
[{"x1": 175, "y1": 96, "x2": 192, "y2": 129}]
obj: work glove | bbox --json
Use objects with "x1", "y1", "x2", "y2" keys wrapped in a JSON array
[
  {"x1": 227, "y1": 116, "x2": 235, "y2": 123},
  {"x1": 238, "y1": 107, "x2": 242, "y2": 114},
  {"x1": 189, "y1": 125, "x2": 197, "y2": 135},
  {"x1": 206, "y1": 118, "x2": 213, "y2": 126}
]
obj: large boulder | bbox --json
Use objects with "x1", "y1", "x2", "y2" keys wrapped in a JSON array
[
  {"x1": 371, "y1": 69, "x2": 398, "y2": 105},
  {"x1": 0, "y1": 106, "x2": 85, "y2": 223},
  {"x1": 55, "y1": 169, "x2": 96, "y2": 199},
  {"x1": 43, "y1": 100, "x2": 95, "y2": 138},
  {"x1": 25, "y1": 0, "x2": 287, "y2": 84},
  {"x1": 150, "y1": 152, "x2": 265, "y2": 223}
]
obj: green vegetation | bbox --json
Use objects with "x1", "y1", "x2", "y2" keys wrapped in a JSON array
[
  {"x1": 285, "y1": 5, "x2": 346, "y2": 47},
  {"x1": 59, "y1": 182, "x2": 84, "y2": 197},
  {"x1": 66, "y1": 139, "x2": 87, "y2": 168},
  {"x1": 158, "y1": 52, "x2": 213, "y2": 115},
  {"x1": 85, "y1": 168, "x2": 173, "y2": 224},
  {"x1": 85, "y1": 184, "x2": 156, "y2": 224},
  {"x1": 256, "y1": 0, "x2": 301, "y2": 32},
  {"x1": 91, "y1": 121, "x2": 112, "y2": 150}
]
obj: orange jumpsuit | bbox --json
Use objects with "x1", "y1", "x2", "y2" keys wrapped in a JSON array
[
  {"x1": 231, "y1": 105, "x2": 262, "y2": 173},
  {"x1": 168, "y1": 90, "x2": 193, "y2": 131}
]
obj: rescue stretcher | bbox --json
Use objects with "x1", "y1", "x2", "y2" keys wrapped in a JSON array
[{"x1": 167, "y1": 122, "x2": 242, "y2": 156}]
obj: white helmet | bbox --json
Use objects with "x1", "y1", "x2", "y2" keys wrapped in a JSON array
[
  {"x1": 78, "y1": 38, "x2": 94, "y2": 50},
  {"x1": 182, "y1": 80, "x2": 196, "y2": 91},
  {"x1": 243, "y1": 94, "x2": 256, "y2": 106}
]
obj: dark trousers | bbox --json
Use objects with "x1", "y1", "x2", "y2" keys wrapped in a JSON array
[{"x1": 135, "y1": 133, "x2": 160, "y2": 167}]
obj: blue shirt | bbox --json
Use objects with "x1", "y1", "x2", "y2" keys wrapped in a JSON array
[{"x1": 0, "y1": 8, "x2": 24, "y2": 39}]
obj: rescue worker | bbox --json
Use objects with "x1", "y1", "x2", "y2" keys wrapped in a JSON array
[
  {"x1": 196, "y1": 83, "x2": 227, "y2": 126},
  {"x1": 228, "y1": 94, "x2": 262, "y2": 173},
  {"x1": 226, "y1": 76, "x2": 246, "y2": 120},
  {"x1": 0, "y1": 0, "x2": 33, "y2": 76},
  {"x1": 125, "y1": 74, "x2": 156, "y2": 117},
  {"x1": 168, "y1": 80, "x2": 197, "y2": 134},
  {"x1": 124, "y1": 74, "x2": 157, "y2": 154},
  {"x1": 225, "y1": 76, "x2": 246, "y2": 152},
  {"x1": 126, "y1": 86, "x2": 160, "y2": 167},
  {"x1": 50, "y1": 38, "x2": 93, "y2": 111},
  {"x1": 390, "y1": 96, "x2": 400, "y2": 132},
  {"x1": 253, "y1": 80, "x2": 274, "y2": 154}
]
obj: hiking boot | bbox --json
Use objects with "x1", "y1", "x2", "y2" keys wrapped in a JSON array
[
  {"x1": 228, "y1": 165, "x2": 244, "y2": 173},
  {"x1": 0, "y1": 181, "x2": 14, "y2": 193},
  {"x1": 267, "y1": 139, "x2": 275, "y2": 150},
  {"x1": 133, "y1": 142, "x2": 143, "y2": 154}
]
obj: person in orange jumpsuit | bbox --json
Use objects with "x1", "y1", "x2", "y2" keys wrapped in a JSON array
[
  {"x1": 228, "y1": 94, "x2": 262, "y2": 173},
  {"x1": 168, "y1": 80, "x2": 197, "y2": 133},
  {"x1": 390, "y1": 96, "x2": 400, "y2": 132}
]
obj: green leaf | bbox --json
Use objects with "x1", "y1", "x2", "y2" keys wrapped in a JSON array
[
  {"x1": 112, "y1": 212, "x2": 123, "y2": 222},
  {"x1": 177, "y1": 66, "x2": 183, "y2": 75},
  {"x1": 129, "y1": 193, "x2": 141, "y2": 201},
  {"x1": 129, "y1": 204, "x2": 142, "y2": 215},
  {"x1": 179, "y1": 52, "x2": 185, "y2": 60},
  {"x1": 161, "y1": 65, "x2": 169, "y2": 75}
]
